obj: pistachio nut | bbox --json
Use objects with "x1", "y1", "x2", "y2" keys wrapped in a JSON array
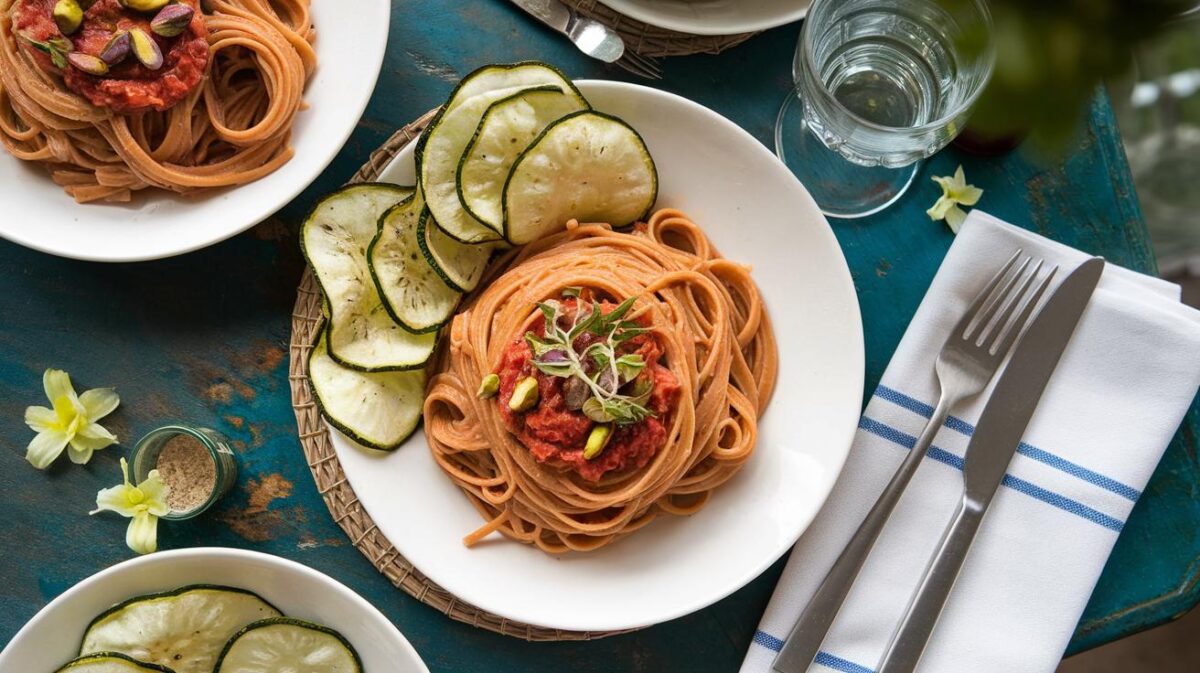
[
  {"x1": 129, "y1": 28, "x2": 163, "y2": 70},
  {"x1": 66, "y1": 51, "x2": 109, "y2": 76},
  {"x1": 119, "y1": 0, "x2": 169, "y2": 11},
  {"x1": 476, "y1": 373, "x2": 500, "y2": 399},
  {"x1": 583, "y1": 424, "x2": 612, "y2": 460},
  {"x1": 99, "y1": 31, "x2": 131, "y2": 65},
  {"x1": 53, "y1": 0, "x2": 83, "y2": 35},
  {"x1": 150, "y1": 4, "x2": 194, "y2": 37},
  {"x1": 508, "y1": 376, "x2": 540, "y2": 412}
]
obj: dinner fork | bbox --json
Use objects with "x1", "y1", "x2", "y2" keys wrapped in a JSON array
[
  {"x1": 509, "y1": 0, "x2": 664, "y2": 80},
  {"x1": 615, "y1": 49, "x2": 664, "y2": 81},
  {"x1": 772, "y1": 250, "x2": 1050, "y2": 673}
]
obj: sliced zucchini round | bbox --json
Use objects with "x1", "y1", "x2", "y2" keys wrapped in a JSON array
[
  {"x1": 503, "y1": 110, "x2": 658, "y2": 245},
  {"x1": 57, "y1": 652, "x2": 175, "y2": 673},
  {"x1": 309, "y1": 327, "x2": 426, "y2": 451},
  {"x1": 214, "y1": 618, "x2": 362, "y2": 673},
  {"x1": 457, "y1": 87, "x2": 589, "y2": 231},
  {"x1": 418, "y1": 209, "x2": 494, "y2": 293},
  {"x1": 301, "y1": 183, "x2": 437, "y2": 372},
  {"x1": 79, "y1": 585, "x2": 282, "y2": 673},
  {"x1": 420, "y1": 63, "x2": 579, "y2": 244},
  {"x1": 368, "y1": 191, "x2": 461, "y2": 333},
  {"x1": 415, "y1": 61, "x2": 583, "y2": 161}
]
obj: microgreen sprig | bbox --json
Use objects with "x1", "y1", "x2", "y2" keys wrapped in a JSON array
[
  {"x1": 525, "y1": 295, "x2": 653, "y2": 425},
  {"x1": 22, "y1": 34, "x2": 72, "y2": 69}
]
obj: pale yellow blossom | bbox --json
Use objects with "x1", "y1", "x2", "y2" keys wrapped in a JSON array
[
  {"x1": 927, "y1": 165, "x2": 984, "y2": 233},
  {"x1": 24, "y1": 369, "x2": 119, "y2": 469},
  {"x1": 91, "y1": 458, "x2": 170, "y2": 555}
]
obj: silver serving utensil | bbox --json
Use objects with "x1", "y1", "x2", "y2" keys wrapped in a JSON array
[
  {"x1": 773, "y1": 250, "x2": 1054, "y2": 673},
  {"x1": 876, "y1": 257, "x2": 1105, "y2": 673},
  {"x1": 508, "y1": 0, "x2": 663, "y2": 80}
]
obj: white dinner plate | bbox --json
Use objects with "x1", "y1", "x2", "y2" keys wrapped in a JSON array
[
  {"x1": 0, "y1": 548, "x2": 430, "y2": 672},
  {"x1": 598, "y1": 0, "x2": 810, "y2": 36},
  {"x1": 329, "y1": 80, "x2": 864, "y2": 632},
  {"x1": 0, "y1": 0, "x2": 390, "y2": 262}
]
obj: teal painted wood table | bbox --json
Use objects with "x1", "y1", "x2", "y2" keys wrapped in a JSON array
[{"x1": 1, "y1": 1, "x2": 1197, "y2": 669}]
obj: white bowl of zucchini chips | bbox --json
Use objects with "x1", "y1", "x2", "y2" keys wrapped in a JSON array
[{"x1": 0, "y1": 547, "x2": 430, "y2": 673}]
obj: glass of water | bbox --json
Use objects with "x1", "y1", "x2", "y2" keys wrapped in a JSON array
[{"x1": 776, "y1": 0, "x2": 994, "y2": 218}]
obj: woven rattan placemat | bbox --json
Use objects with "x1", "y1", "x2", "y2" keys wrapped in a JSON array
[
  {"x1": 288, "y1": 111, "x2": 624, "y2": 641},
  {"x1": 563, "y1": 0, "x2": 756, "y2": 56}
]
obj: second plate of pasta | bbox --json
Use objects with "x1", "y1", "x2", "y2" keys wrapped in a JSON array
[{"x1": 0, "y1": 0, "x2": 389, "y2": 261}]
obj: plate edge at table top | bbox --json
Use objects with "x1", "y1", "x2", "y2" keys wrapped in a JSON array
[{"x1": 595, "y1": 0, "x2": 809, "y2": 36}]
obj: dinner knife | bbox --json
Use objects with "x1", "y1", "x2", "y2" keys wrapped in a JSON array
[
  {"x1": 875, "y1": 257, "x2": 1105, "y2": 673},
  {"x1": 509, "y1": 0, "x2": 625, "y2": 64}
]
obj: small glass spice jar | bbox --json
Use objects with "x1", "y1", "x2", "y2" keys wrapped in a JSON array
[{"x1": 131, "y1": 425, "x2": 237, "y2": 521}]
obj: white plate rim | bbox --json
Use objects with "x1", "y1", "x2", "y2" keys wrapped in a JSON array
[
  {"x1": 595, "y1": 0, "x2": 809, "y2": 36},
  {"x1": 0, "y1": 547, "x2": 430, "y2": 672},
  {"x1": 0, "y1": 0, "x2": 391, "y2": 262},
  {"x1": 330, "y1": 79, "x2": 864, "y2": 632}
]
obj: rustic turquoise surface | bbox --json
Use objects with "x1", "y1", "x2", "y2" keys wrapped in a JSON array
[{"x1": 1, "y1": 1, "x2": 1197, "y2": 669}]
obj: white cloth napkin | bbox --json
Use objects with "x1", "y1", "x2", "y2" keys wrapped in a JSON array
[{"x1": 741, "y1": 210, "x2": 1200, "y2": 673}]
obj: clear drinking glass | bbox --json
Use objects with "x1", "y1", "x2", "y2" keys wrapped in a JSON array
[{"x1": 776, "y1": 0, "x2": 994, "y2": 218}]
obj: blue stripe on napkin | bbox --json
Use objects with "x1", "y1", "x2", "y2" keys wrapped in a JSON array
[
  {"x1": 814, "y1": 652, "x2": 876, "y2": 673},
  {"x1": 857, "y1": 416, "x2": 1124, "y2": 532},
  {"x1": 753, "y1": 630, "x2": 785, "y2": 651},
  {"x1": 751, "y1": 630, "x2": 877, "y2": 673},
  {"x1": 874, "y1": 385, "x2": 1142, "y2": 502}
]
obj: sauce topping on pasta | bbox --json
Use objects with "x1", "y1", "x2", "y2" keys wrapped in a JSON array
[
  {"x1": 15, "y1": 0, "x2": 208, "y2": 112},
  {"x1": 493, "y1": 295, "x2": 681, "y2": 483}
]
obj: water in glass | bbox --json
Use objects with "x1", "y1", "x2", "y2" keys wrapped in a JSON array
[{"x1": 795, "y1": 0, "x2": 992, "y2": 168}]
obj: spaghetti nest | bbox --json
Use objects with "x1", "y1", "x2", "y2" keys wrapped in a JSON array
[
  {"x1": 424, "y1": 209, "x2": 779, "y2": 554},
  {"x1": 0, "y1": 0, "x2": 314, "y2": 203}
]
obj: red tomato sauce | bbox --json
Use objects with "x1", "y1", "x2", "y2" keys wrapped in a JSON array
[
  {"x1": 14, "y1": 0, "x2": 209, "y2": 113},
  {"x1": 495, "y1": 298, "x2": 681, "y2": 483}
]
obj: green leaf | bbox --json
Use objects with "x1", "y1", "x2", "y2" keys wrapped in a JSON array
[
  {"x1": 536, "y1": 301, "x2": 560, "y2": 335},
  {"x1": 616, "y1": 354, "x2": 645, "y2": 382},
  {"x1": 524, "y1": 332, "x2": 560, "y2": 357},
  {"x1": 602, "y1": 398, "x2": 652, "y2": 424},
  {"x1": 590, "y1": 350, "x2": 612, "y2": 371},
  {"x1": 582, "y1": 397, "x2": 613, "y2": 423},
  {"x1": 562, "y1": 287, "x2": 582, "y2": 298},
  {"x1": 627, "y1": 378, "x2": 654, "y2": 406},
  {"x1": 603, "y1": 296, "x2": 637, "y2": 326},
  {"x1": 569, "y1": 301, "x2": 603, "y2": 340},
  {"x1": 532, "y1": 360, "x2": 576, "y2": 378},
  {"x1": 613, "y1": 326, "x2": 650, "y2": 342}
]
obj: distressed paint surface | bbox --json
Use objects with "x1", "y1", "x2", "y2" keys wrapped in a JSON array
[{"x1": 0, "y1": 1, "x2": 1196, "y2": 667}]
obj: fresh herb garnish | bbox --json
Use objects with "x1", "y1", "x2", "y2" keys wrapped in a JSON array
[
  {"x1": 525, "y1": 295, "x2": 653, "y2": 425},
  {"x1": 22, "y1": 34, "x2": 72, "y2": 69}
]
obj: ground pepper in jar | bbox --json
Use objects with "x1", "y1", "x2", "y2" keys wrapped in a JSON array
[{"x1": 155, "y1": 432, "x2": 218, "y2": 514}]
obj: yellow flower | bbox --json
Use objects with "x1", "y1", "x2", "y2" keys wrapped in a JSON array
[
  {"x1": 24, "y1": 369, "x2": 120, "y2": 469},
  {"x1": 91, "y1": 458, "x2": 171, "y2": 555},
  {"x1": 927, "y1": 165, "x2": 984, "y2": 233}
]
